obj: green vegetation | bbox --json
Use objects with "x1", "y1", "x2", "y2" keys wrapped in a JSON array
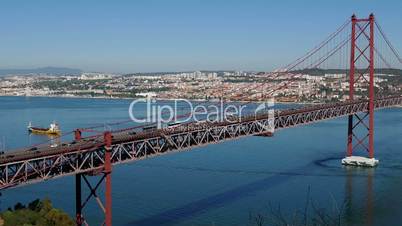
[
  {"x1": 223, "y1": 76, "x2": 257, "y2": 83},
  {"x1": 32, "y1": 79, "x2": 111, "y2": 91},
  {"x1": 0, "y1": 199, "x2": 74, "y2": 226}
]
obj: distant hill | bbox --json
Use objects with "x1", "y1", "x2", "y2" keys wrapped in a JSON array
[{"x1": 0, "y1": 67, "x2": 82, "y2": 76}]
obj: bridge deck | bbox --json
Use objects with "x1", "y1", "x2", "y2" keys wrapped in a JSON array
[{"x1": 1, "y1": 96, "x2": 402, "y2": 189}]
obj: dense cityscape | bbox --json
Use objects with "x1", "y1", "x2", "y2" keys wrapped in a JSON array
[{"x1": 1, "y1": 69, "x2": 402, "y2": 103}]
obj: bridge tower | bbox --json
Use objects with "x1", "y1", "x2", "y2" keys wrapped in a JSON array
[
  {"x1": 344, "y1": 14, "x2": 378, "y2": 166},
  {"x1": 75, "y1": 130, "x2": 113, "y2": 226}
]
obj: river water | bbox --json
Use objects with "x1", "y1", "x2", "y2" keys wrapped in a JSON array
[{"x1": 1, "y1": 96, "x2": 402, "y2": 226}]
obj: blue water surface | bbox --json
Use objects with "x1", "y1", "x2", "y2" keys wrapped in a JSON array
[{"x1": 1, "y1": 96, "x2": 402, "y2": 226}]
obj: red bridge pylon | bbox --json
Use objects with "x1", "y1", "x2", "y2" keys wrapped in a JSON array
[
  {"x1": 75, "y1": 129, "x2": 113, "y2": 226},
  {"x1": 343, "y1": 14, "x2": 378, "y2": 167}
]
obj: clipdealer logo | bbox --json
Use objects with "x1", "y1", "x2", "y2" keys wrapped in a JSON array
[{"x1": 128, "y1": 97, "x2": 275, "y2": 131}]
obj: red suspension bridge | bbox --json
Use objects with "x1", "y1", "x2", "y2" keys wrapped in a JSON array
[{"x1": 1, "y1": 14, "x2": 402, "y2": 226}]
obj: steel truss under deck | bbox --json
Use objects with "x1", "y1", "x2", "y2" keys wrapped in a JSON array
[{"x1": 1, "y1": 96, "x2": 401, "y2": 190}]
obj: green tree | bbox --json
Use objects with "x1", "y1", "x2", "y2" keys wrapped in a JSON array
[{"x1": 1, "y1": 199, "x2": 74, "y2": 226}]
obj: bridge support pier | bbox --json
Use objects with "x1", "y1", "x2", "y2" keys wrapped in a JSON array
[
  {"x1": 74, "y1": 130, "x2": 84, "y2": 226},
  {"x1": 74, "y1": 131, "x2": 113, "y2": 226},
  {"x1": 344, "y1": 14, "x2": 378, "y2": 167},
  {"x1": 104, "y1": 131, "x2": 112, "y2": 226},
  {"x1": 75, "y1": 174, "x2": 83, "y2": 226}
]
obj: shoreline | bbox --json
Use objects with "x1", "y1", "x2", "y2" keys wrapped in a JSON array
[{"x1": 0, "y1": 94, "x2": 328, "y2": 105}]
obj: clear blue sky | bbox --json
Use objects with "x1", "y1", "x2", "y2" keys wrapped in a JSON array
[{"x1": 0, "y1": 0, "x2": 401, "y2": 73}]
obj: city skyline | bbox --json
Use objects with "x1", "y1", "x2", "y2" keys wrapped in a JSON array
[{"x1": 0, "y1": 0, "x2": 401, "y2": 73}]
